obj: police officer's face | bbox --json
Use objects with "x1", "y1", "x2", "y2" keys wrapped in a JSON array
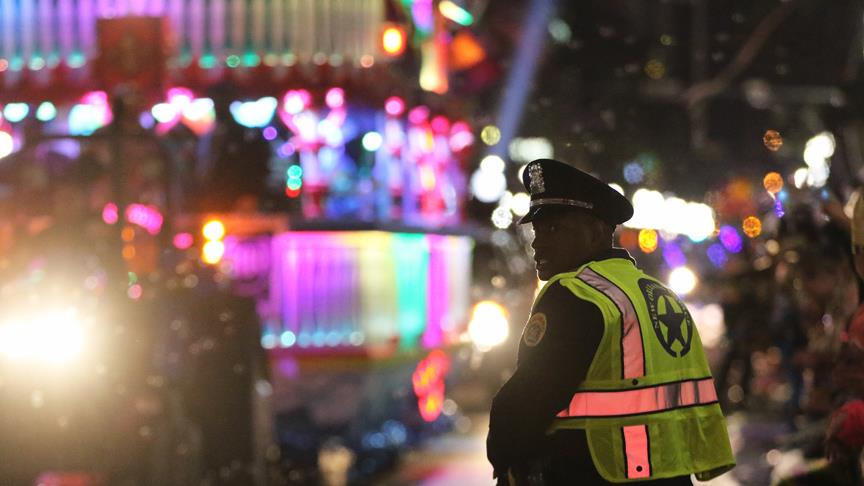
[{"x1": 531, "y1": 209, "x2": 605, "y2": 280}]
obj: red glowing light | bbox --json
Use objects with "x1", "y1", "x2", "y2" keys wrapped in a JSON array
[
  {"x1": 285, "y1": 186, "x2": 301, "y2": 198},
  {"x1": 430, "y1": 116, "x2": 450, "y2": 134},
  {"x1": 412, "y1": 350, "x2": 450, "y2": 422}
]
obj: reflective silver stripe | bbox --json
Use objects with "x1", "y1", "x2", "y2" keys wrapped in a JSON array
[
  {"x1": 529, "y1": 198, "x2": 594, "y2": 209},
  {"x1": 578, "y1": 268, "x2": 645, "y2": 379},
  {"x1": 556, "y1": 377, "x2": 719, "y2": 418}
]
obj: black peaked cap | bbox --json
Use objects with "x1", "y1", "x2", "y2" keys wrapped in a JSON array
[{"x1": 518, "y1": 158, "x2": 634, "y2": 225}]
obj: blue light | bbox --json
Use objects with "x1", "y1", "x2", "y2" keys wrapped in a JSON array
[
  {"x1": 34, "y1": 102, "x2": 57, "y2": 122},
  {"x1": 280, "y1": 330, "x2": 296, "y2": 347},
  {"x1": 287, "y1": 165, "x2": 303, "y2": 179},
  {"x1": 229, "y1": 97, "x2": 277, "y2": 128},
  {"x1": 706, "y1": 243, "x2": 728, "y2": 268},
  {"x1": 623, "y1": 162, "x2": 644, "y2": 184},
  {"x1": 68, "y1": 104, "x2": 107, "y2": 135},
  {"x1": 312, "y1": 331, "x2": 326, "y2": 347},
  {"x1": 325, "y1": 331, "x2": 342, "y2": 347},
  {"x1": 261, "y1": 334, "x2": 277, "y2": 349},
  {"x1": 298, "y1": 332, "x2": 312, "y2": 347},
  {"x1": 3, "y1": 103, "x2": 29, "y2": 123}
]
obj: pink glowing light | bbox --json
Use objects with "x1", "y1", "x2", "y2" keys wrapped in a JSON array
[
  {"x1": 325, "y1": 87, "x2": 345, "y2": 109},
  {"x1": 167, "y1": 87, "x2": 195, "y2": 106},
  {"x1": 80, "y1": 91, "x2": 113, "y2": 126},
  {"x1": 384, "y1": 96, "x2": 405, "y2": 116},
  {"x1": 408, "y1": 106, "x2": 430, "y2": 125},
  {"x1": 173, "y1": 232, "x2": 194, "y2": 250},
  {"x1": 125, "y1": 204, "x2": 163, "y2": 235},
  {"x1": 449, "y1": 121, "x2": 474, "y2": 152},
  {"x1": 430, "y1": 115, "x2": 449, "y2": 134},
  {"x1": 102, "y1": 202, "x2": 119, "y2": 225}
]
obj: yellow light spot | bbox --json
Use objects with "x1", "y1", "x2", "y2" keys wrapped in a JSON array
[
  {"x1": 121, "y1": 226, "x2": 135, "y2": 242},
  {"x1": 644, "y1": 59, "x2": 666, "y2": 80},
  {"x1": 742, "y1": 216, "x2": 762, "y2": 238},
  {"x1": 480, "y1": 125, "x2": 501, "y2": 146},
  {"x1": 202, "y1": 240, "x2": 225, "y2": 264},
  {"x1": 122, "y1": 244, "x2": 136, "y2": 260},
  {"x1": 381, "y1": 26, "x2": 406, "y2": 56},
  {"x1": 202, "y1": 220, "x2": 225, "y2": 241},
  {"x1": 420, "y1": 166, "x2": 437, "y2": 191},
  {"x1": 638, "y1": 229, "x2": 659, "y2": 253},
  {"x1": 762, "y1": 172, "x2": 784, "y2": 194},
  {"x1": 763, "y1": 130, "x2": 783, "y2": 151}
]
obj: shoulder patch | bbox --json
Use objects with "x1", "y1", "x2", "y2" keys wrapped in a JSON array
[{"x1": 523, "y1": 313, "x2": 547, "y2": 347}]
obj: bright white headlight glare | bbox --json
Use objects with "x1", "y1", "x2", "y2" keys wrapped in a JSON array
[
  {"x1": 0, "y1": 308, "x2": 86, "y2": 364},
  {"x1": 468, "y1": 300, "x2": 510, "y2": 351}
]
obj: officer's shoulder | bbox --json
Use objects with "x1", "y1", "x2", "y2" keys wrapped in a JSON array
[{"x1": 537, "y1": 279, "x2": 600, "y2": 312}]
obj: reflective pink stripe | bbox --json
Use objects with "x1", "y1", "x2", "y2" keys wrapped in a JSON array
[
  {"x1": 578, "y1": 268, "x2": 644, "y2": 378},
  {"x1": 556, "y1": 377, "x2": 718, "y2": 418},
  {"x1": 623, "y1": 425, "x2": 651, "y2": 479}
]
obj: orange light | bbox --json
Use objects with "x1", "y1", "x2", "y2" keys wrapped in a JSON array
[
  {"x1": 638, "y1": 229, "x2": 658, "y2": 253},
  {"x1": 742, "y1": 216, "x2": 762, "y2": 238},
  {"x1": 381, "y1": 25, "x2": 406, "y2": 56}
]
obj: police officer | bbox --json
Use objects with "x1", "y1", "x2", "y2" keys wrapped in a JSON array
[{"x1": 487, "y1": 159, "x2": 735, "y2": 485}]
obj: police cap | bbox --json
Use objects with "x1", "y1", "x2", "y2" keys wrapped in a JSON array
[{"x1": 518, "y1": 158, "x2": 634, "y2": 225}]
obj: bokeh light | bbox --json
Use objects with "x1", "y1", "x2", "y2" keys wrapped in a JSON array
[
  {"x1": 668, "y1": 266, "x2": 698, "y2": 296},
  {"x1": 638, "y1": 229, "x2": 658, "y2": 253},
  {"x1": 742, "y1": 216, "x2": 762, "y2": 238},
  {"x1": 480, "y1": 125, "x2": 501, "y2": 146},
  {"x1": 718, "y1": 225, "x2": 743, "y2": 253},
  {"x1": 202, "y1": 241, "x2": 225, "y2": 264},
  {"x1": 0, "y1": 130, "x2": 13, "y2": 159},
  {"x1": 202, "y1": 220, "x2": 226, "y2": 241},
  {"x1": 762, "y1": 172, "x2": 783, "y2": 195},
  {"x1": 763, "y1": 130, "x2": 783, "y2": 151}
]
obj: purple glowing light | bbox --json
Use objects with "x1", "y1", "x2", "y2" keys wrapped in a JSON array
[
  {"x1": 718, "y1": 225, "x2": 743, "y2": 254},
  {"x1": 263, "y1": 126, "x2": 278, "y2": 140},
  {"x1": 706, "y1": 243, "x2": 728, "y2": 268},
  {"x1": 662, "y1": 241, "x2": 687, "y2": 268},
  {"x1": 774, "y1": 198, "x2": 785, "y2": 218}
]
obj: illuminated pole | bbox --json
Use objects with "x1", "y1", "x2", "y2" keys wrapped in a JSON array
[{"x1": 487, "y1": 0, "x2": 557, "y2": 159}]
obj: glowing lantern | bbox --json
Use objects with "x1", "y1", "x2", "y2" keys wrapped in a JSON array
[
  {"x1": 763, "y1": 172, "x2": 783, "y2": 195},
  {"x1": 763, "y1": 130, "x2": 783, "y2": 151},
  {"x1": 638, "y1": 229, "x2": 658, "y2": 253},
  {"x1": 381, "y1": 24, "x2": 407, "y2": 56},
  {"x1": 202, "y1": 220, "x2": 226, "y2": 241},
  {"x1": 742, "y1": 216, "x2": 762, "y2": 238}
]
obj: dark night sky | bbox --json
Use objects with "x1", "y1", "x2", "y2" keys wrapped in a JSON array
[{"x1": 478, "y1": 0, "x2": 864, "y2": 201}]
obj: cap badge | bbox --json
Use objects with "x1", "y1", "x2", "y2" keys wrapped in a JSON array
[{"x1": 528, "y1": 163, "x2": 545, "y2": 194}]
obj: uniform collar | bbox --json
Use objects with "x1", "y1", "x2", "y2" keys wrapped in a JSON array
[{"x1": 594, "y1": 247, "x2": 636, "y2": 264}]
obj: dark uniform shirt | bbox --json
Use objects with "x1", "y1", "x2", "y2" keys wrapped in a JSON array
[{"x1": 487, "y1": 248, "x2": 693, "y2": 485}]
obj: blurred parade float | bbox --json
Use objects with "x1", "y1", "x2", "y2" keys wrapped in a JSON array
[{"x1": 0, "y1": 0, "x2": 499, "y2": 483}]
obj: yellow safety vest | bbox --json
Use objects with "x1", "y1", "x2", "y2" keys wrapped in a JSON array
[{"x1": 539, "y1": 257, "x2": 735, "y2": 482}]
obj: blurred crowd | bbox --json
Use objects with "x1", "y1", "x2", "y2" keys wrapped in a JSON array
[{"x1": 710, "y1": 187, "x2": 864, "y2": 485}]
